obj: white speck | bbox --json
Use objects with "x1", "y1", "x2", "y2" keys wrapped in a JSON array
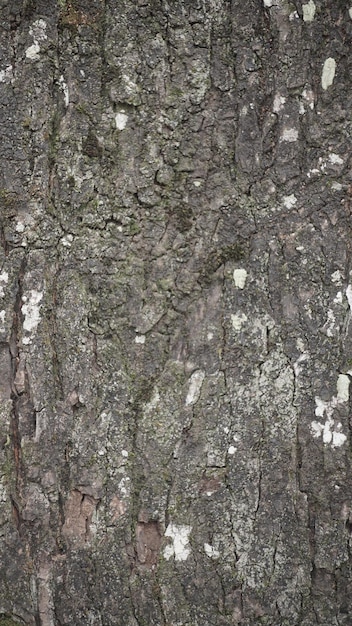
[
  {"x1": 328, "y1": 153, "x2": 343, "y2": 165},
  {"x1": 204, "y1": 543, "x2": 220, "y2": 559},
  {"x1": 311, "y1": 420, "x2": 324, "y2": 438},
  {"x1": 289, "y1": 10, "x2": 299, "y2": 20},
  {"x1": 331, "y1": 270, "x2": 343, "y2": 285},
  {"x1": 323, "y1": 309, "x2": 336, "y2": 337},
  {"x1": 21, "y1": 290, "x2": 43, "y2": 337},
  {"x1": 346, "y1": 285, "x2": 352, "y2": 312},
  {"x1": 135, "y1": 335, "x2": 146, "y2": 344},
  {"x1": 302, "y1": 0, "x2": 316, "y2": 22},
  {"x1": 115, "y1": 112, "x2": 128, "y2": 130},
  {"x1": 311, "y1": 390, "x2": 347, "y2": 448},
  {"x1": 29, "y1": 19, "x2": 47, "y2": 41},
  {"x1": 349, "y1": 7, "x2": 352, "y2": 19},
  {"x1": 332, "y1": 428, "x2": 347, "y2": 448},
  {"x1": 337, "y1": 374, "x2": 349, "y2": 403},
  {"x1": 280, "y1": 128, "x2": 299, "y2": 142},
  {"x1": 299, "y1": 102, "x2": 306, "y2": 114},
  {"x1": 121, "y1": 450, "x2": 128, "y2": 458},
  {"x1": 228, "y1": 445, "x2": 236, "y2": 455},
  {"x1": 334, "y1": 291, "x2": 343, "y2": 304},
  {"x1": 331, "y1": 182, "x2": 343, "y2": 191},
  {"x1": 59, "y1": 75, "x2": 69, "y2": 107},
  {"x1": 164, "y1": 523, "x2": 191, "y2": 561},
  {"x1": 283, "y1": 194, "x2": 297, "y2": 209},
  {"x1": 185, "y1": 370, "x2": 205, "y2": 406},
  {"x1": 0, "y1": 271, "x2": 8, "y2": 298},
  {"x1": 0, "y1": 65, "x2": 13, "y2": 83},
  {"x1": 223, "y1": 426, "x2": 229, "y2": 434},
  {"x1": 321, "y1": 58, "x2": 336, "y2": 90},
  {"x1": 25, "y1": 43, "x2": 40, "y2": 60},
  {"x1": 16, "y1": 222, "x2": 25, "y2": 233},
  {"x1": 302, "y1": 88, "x2": 315, "y2": 110},
  {"x1": 0, "y1": 310, "x2": 5, "y2": 331},
  {"x1": 231, "y1": 312, "x2": 247, "y2": 332},
  {"x1": 98, "y1": 448, "x2": 106, "y2": 456},
  {"x1": 233, "y1": 269, "x2": 248, "y2": 289},
  {"x1": 61, "y1": 234, "x2": 73, "y2": 247},
  {"x1": 207, "y1": 331, "x2": 214, "y2": 340},
  {"x1": 193, "y1": 180, "x2": 202, "y2": 187},
  {"x1": 273, "y1": 94, "x2": 286, "y2": 113},
  {"x1": 118, "y1": 476, "x2": 130, "y2": 497},
  {"x1": 263, "y1": 0, "x2": 274, "y2": 5}
]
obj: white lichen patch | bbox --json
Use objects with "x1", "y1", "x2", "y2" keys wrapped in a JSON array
[
  {"x1": 26, "y1": 43, "x2": 40, "y2": 60},
  {"x1": 233, "y1": 269, "x2": 248, "y2": 289},
  {"x1": 321, "y1": 58, "x2": 336, "y2": 90},
  {"x1": 231, "y1": 312, "x2": 247, "y2": 332},
  {"x1": 346, "y1": 285, "x2": 352, "y2": 312},
  {"x1": 61, "y1": 234, "x2": 73, "y2": 247},
  {"x1": 0, "y1": 270, "x2": 8, "y2": 297},
  {"x1": 0, "y1": 310, "x2": 5, "y2": 331},
  {"x1": 121, "y1": 450, "x2": 128, "y2": 458},
  {"x1": 301, "y1": 88, "x2": 315, "y2": 110},
  {"x1": 283, "y1": 194, "x2": 297, "y2": 209},
  {"x1": 280, "y1": 128, "x2": 299, "y2": 142},
  {"x1": 135, "y1": 334, "x2": 146, "y2": 344},
  {"x1": 0, "y1": 65, "x2": 13, "y2": 83},
  {"x1": 273, "y1": 94, "x2": 286, "y2": 113},
  {"x1": 163, "y1": 523, "x2": 192, "y2": 561},
  {"x1": 334, "y1": 291, "x2": 343, "y2": 304},
  {"x1": 185, "y1": 370, "x2": 205, "y2": 406},
  {"x1": 21, "y1": 290, "x2": 43, "y2": 341},
  {"x1": 26, "y1": 19, "x2": 47, "y2": 61},
  {"x1": 331, "y1": 270, "x2": 343, "y2": 285},
  {"x1": 337, "y1": 374, "x2": 350, "y2": 403},
  {"x1": 323, "y1": 309, "x2": 336, "y2": 337},
  {"x1": 204, "y1": 543, "x2": 220, "y2": 559},
  {"x1": 311, "y1": 377, "x2": 349, "y2": 448},
  {"x1": 59, "y1": 75, "x2": 69, "y2": 107},
  {"x1": 302, "y1": 0, "x2": 316, "y2": 22},
  {"x1": 228, "y1": 445, "x2": 236, "y2": 455},
  {"x1": 349, "y1": 7, "x2": 352, "y2": 19},
  {"x1": 328, "y1": 153, "x2": 343, "y2": 165},
  {"x1": 115, "y1": 111, "x2": 128, "y2": 130}
]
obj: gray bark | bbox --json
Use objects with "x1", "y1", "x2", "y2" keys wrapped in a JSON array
[{"x1": 0, "y1": 0, "x2": 352, "y2": 624}]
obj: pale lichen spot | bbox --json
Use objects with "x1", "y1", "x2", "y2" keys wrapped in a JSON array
[
  {"x1": 204, "y1": 543, "x2": 220, "y2": 559},
  {"x1": 121, "y1": 450, "x2": 128, "y2": 458},
  {"x1": 334, "y1": 291, "x2": 343, "y2": 304},
  {"x1": 349, "y1": 7, "x2": 352, "y2": 19},
  {"x1": 193, "y1": 180, "x2": 202, "y2": 187},
  {"x1": 163, "y1": 523, "x2": 191, "y2": 561},
  {"x1": 25, "y1": 43, "x2": 40, "y2": 60},
  {"x1": 207, "y1": 331, "x2": 214, "y2": 341},
  {"x1": 59, "y1": 75, "x2": 69, "y2": 107},
  {"x1": 0, "y1": 310, "x2": 5, "y2": 331},
  {"x1": 0, "y1": 65, "x2": 13, "y2": 83},
  {"x1": 228, "y1": 445, "x2": 236, "y2": 455},
  {"x1": 273, "y1": 94, "x2": 286, "y2": 113},
  {"x1": 337, "y1": 374, "x2": 349, "y2": 403},
  {"x1": 302, "y1": 0, "x2": 316, "y2": 22},
  {"x1": 185, "y1": 370, "x2": 205, "y2": 406},
  {"x1": 115, "y1": 112, "x2": 128, "y2": 130},
  {"x1": 280, "y1": 128, "x2": 298, "y2": 142},
  {"x1": 231, "y1": 312, "x2": 247, "y2": 332},
  {"x1": 328, "y1": 153, "x2": 343, "y2": 165},
  {"x1": 0, "y1": 271, "x2": 9, "y2": 298},
  {"x1": 346, "y1": 285, "x2": 352, "y2": 312},
  {"x1": 311, "y1": 388, "x2": 348, "y2": 448},
  {"x1": 283, "y1": 194, "x2": 297, "y2": 209},
  {"x1": 61, "y1": 234, "x2": 73, "y2": 247},
  {"x1": 321, "y1": 58, "x2": 336, "y2": 90},
  {"x1": 233, "y1": 269, "x2": 247, "y2": 289},
  {"x1": 21, "y1": 290, "x2": 43, "y2": 341},
  {"x1": 135, "y1": 334, "x2": 146, "y2": 344},
  {"x1": 331, "y1": 270, "x2": 343, "y2": 285}
]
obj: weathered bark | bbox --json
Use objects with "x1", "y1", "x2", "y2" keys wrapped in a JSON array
[{"x1": 0, "y1": 0, "x2": 352, "y2": 624}]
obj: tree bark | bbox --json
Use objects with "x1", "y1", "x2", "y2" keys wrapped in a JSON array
[{"x1": 0, "y1": 1, "x2": 352, "y2": 624}]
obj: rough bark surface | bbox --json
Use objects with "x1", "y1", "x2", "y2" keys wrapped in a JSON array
[{"x1": 0, "y1": 1, "x2": 352, "y2": 624}]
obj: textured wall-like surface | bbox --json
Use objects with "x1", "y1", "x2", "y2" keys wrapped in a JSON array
[{"x1": 0, "y1": 1, "x2": 352, "y2": 624}]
